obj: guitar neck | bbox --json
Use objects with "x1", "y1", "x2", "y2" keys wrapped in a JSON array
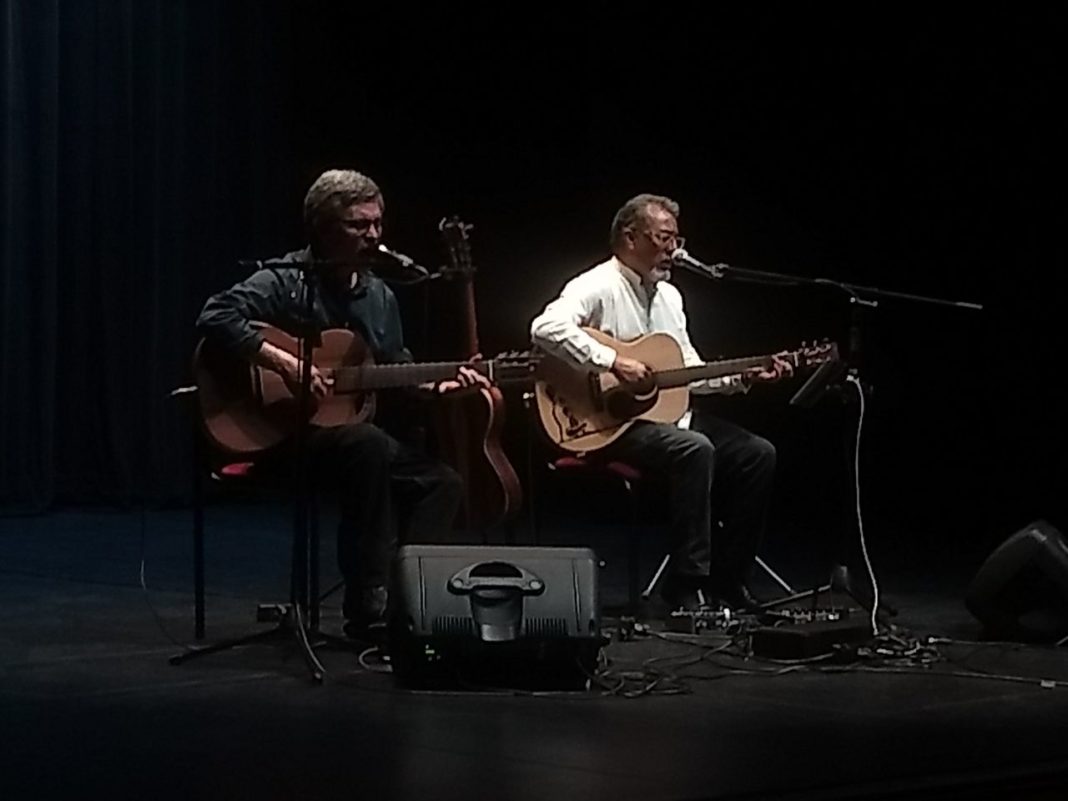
[
  {"x1": 333, "y1": 360, "x2": 495, "y2": 393},
  {"x1": 655, "y1": 355, "x2": 783, "y2": 389}
]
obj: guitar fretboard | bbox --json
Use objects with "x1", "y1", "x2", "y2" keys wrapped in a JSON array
[
  {"x1": 655, "y1": 355, "x2": 783, "y2": 389},
  {"x1": 332, "y1": 361, "x2": 495, "y2": 393}
]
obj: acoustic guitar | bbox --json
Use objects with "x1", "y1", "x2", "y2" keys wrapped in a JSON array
[
  {"x1": 433, "y1": 216, "x2": 525, "y2": 530},
  {"x1": 194, "y1": 323, "x2": 537, "y2": 455},
  {"x1": 534, "y1": 328, "x2": 839, "y2": 453}
]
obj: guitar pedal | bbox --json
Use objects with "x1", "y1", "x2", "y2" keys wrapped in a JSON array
[{"x1": 665, "y1": 605, "x2": 735, "y2": 634}]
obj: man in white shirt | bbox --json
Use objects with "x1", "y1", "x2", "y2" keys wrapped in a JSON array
[{"x1": 529, "y1": 193, "x2": 790, "y2": 611}]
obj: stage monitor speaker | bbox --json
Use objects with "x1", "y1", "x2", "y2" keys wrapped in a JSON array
[
  {"x1": 965, "y1": 520, "x2": 1068, "y2": 642},
  {"x1": 387, "y1": 545, "x2": 601, "y2": 689}
]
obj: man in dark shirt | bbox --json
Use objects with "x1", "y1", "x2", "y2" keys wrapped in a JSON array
[{"x1": 197, "y1": 169, "x2": 485, "y2": 638}]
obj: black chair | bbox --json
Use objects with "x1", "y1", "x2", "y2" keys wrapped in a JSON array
[
  {"x1": 169, "y1": 385, "x2": 347, "y2": 680},
  {"x1": 527, "y1": 451, "x2": 665, "y2": 614}
]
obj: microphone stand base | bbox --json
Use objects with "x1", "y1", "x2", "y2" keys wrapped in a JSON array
[{"x1": 169, "y1": 602, "x2": 357, "y2": 683}]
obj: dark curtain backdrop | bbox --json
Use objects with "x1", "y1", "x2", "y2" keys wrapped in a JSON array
[
  {"x1": 1, "y1": 2, "x2": 1062, "y2": 554},
  {"x1": 1, "y1": 0, "x2": 298, "y2": 509}
]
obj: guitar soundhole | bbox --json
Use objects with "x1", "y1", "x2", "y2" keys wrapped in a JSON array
[
  {"x1": 604, "y1": 388, "x2": 637, "y2": 421},
  {"x1": 604, "y1": 379, "x2": 657, "y2": 420}
]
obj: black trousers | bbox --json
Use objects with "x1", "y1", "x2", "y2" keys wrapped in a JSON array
[
  {"x1": 261, "y1": 422, "x2": 462, "y2": 613},
  {"x1": 601, "y1": 409, "x2": 776, "y2": 584}
]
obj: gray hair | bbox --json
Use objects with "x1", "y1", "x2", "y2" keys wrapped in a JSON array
[
  {"x1": 610, "y1": 193, "x2": 680, "y2": 248},
  {"x1": 303, "y1": 169, "x2": 384, "y2": 240}
]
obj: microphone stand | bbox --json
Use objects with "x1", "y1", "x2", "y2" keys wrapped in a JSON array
[
  {"x1": 171, "y1": 259, "x2": 345, "y2": 682},
  {"x1": 285, "y1": 260, "x2": 380, "y2": 678},
  {"x1": 673, "y1": 252, "x2": 983, "y2": 627},
  {"x1": 286, "y1": 261, "x2": 329, "y2": 680}
]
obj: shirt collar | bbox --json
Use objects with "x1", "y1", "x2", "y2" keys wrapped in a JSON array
[
  {"x1": 613, "y1": 256, "x2": 659, "y2": 299},
  {"x1": 298, "y1": 245, "x2": 367, "y2": 298}
]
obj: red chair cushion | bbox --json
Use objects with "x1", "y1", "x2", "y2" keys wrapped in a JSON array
[
  {"x1": 216, "y1": 461, "x2": 257, "y2": 479},
  {"x1": 551, "y1": 456, "x2": 643, "y2": 483}
]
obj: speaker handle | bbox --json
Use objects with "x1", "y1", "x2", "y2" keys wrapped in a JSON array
[
  {"x1": 448, "y1": 561, "x2": 546, "y2": 597},
  {"x1": 447, "y1": 561, "x2": 547, "y2": 642}
]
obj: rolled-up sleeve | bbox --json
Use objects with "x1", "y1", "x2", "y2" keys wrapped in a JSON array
[
  {"x1": 530, "y1": 276, "x2": 617, "y2": 370},
  {"x1": 196, "y1": 269, "x2": 290, "y2": 359}
]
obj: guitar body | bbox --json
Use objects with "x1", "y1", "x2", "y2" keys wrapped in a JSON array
[
  {"x1": 534, "y1": 328, "x2": 690, "y2": 453},
  {"x1": 195, "y1": 326, "x2": 375, "y2": 455},
  {"x1": 535, "y1": 329, "x2": 839, "y2": 454},
  {"x1": 435, "y1": 386, "x2": 524, "y2": 530}
]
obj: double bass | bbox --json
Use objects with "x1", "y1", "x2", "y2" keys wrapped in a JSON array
[{"x1": 433, "y1": 216, "x2": 524, "y2": 532}]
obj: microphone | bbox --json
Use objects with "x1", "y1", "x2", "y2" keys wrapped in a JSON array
[
  {"x1": 376, "y1": 244, "x2": 430, "y2": 278},
  {"x1": 670, "y1": 247, "x2": 727, "y2": 278}
]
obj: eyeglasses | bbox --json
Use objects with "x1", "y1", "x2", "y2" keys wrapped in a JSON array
[
  {"x1": 338, "y1": 217, "x2": 383, "y2": 235},
  {"x1": 640, "y1": 229, "x2": 685, "y2": 251}
]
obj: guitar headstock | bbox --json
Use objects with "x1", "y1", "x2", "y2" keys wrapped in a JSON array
[
  {"x1": 788, "y1": 341, "x2": 848, "y2": 408},
  {"x1": 438, "y1": 215, "x2": 475, "y2": 280},
  {"x1": 797, "y1": 340, "x2": 840, "y2": 367}
]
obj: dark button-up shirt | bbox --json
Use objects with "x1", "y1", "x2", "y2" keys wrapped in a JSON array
[{"x1": 196, "y1": 247, "x2": 412, "y2": 363}]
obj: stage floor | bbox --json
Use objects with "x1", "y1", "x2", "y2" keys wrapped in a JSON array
[{"x1": 2, "y1": 506, "x2": 1067, "y2": 801}]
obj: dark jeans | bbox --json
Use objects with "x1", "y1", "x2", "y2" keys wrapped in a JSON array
[
  {"x1": 259, "y1": 422, "x2": 463, "y2": 616},
  {"x1": 601, "y1": 409, "x2": 776, "y2": 585}
]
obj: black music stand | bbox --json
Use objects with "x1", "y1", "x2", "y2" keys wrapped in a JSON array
[{"x1": 789, "y1": 357, "x2": 850, "y2": 409}]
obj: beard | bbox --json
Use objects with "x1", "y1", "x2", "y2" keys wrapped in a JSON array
[{"x1": 648, "y1": 263, "x2": 672, "y2": 283}]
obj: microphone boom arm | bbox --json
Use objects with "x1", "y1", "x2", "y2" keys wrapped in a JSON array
[{"x1": 670, "y1": 247, "x2": 982, "y2": 311}]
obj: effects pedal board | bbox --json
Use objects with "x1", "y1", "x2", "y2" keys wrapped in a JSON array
[{"x1": 750, "y1": 606, "x2": 873, "y2": 659}]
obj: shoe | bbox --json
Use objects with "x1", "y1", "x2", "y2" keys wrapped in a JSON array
[
  {"x1": 342, "y1": 616, "x2": 387, "y2": 642},
  {"x1": 343, "y1": 584, "x2": 388, "y2": 618},
  {"x1": 708, "y1": 579, "x2": 762, "y2": 613},
  {"x1": 343, "y1": 584, "x2": 388, "y2": 641},
  {"x1": 660, "y1": 573, "x2": 712, "y2": 611}
]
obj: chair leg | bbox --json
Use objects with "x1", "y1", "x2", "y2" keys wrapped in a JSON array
[
  {"x1": 310, "y1": 496, "x2": 321, "y2": 630},
  {"x1": 192, "y1": 435, "x2": 206, "y2": 641},
  {"x1": 308, "y1": 496, "x2": 349, "y2": 627},
  {"x1": 625, "y1": 480, "x2": 640, "y2": 612},
  {"x1": 528, "y1": 460, "x2": 544, "y2": 547},
  {"x1": 642, "y1": 553, "x2": 672, "y2": 601},
  {"x1": 194, "y1": 503, "x2": 205, "y2": 640},
  {"x1": 307, "y1": 497, "x2": 346, "y2": 623},
  {"x1": 319, "y1": 580, "x2": 345, "y2": 604}
]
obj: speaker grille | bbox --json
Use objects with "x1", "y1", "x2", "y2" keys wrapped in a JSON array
[
  {"x1": 432, "y1": 616, "x2": 475, "y2": 637},
  {"x1": 524, "y1": 617, "x2": 568, "y2": 638}
]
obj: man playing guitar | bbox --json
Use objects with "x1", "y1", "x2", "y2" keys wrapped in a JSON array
[
  {"x1": 530, "y1": 193, "x2": 793, "y2": 613},
  {"x1": 196, "y1": 169, "x2": 487, "y2": 639}
]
